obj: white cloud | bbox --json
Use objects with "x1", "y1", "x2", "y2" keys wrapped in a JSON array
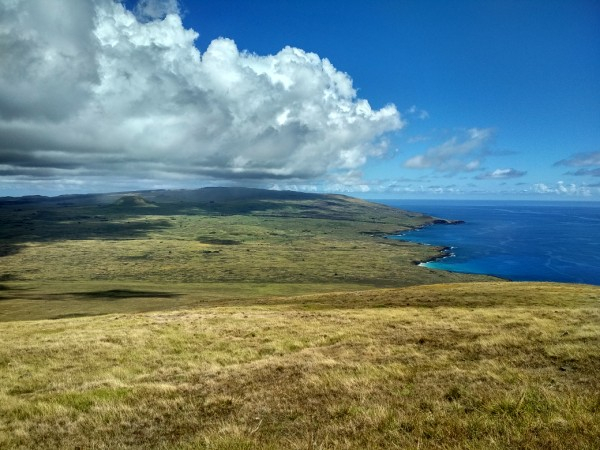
[
  {"x1": 403, "y1": 128, "x2": 493, "y2": 173},
  {"x1": 476, "y1": 168, "x2": 527, "y2": 180},
  {"x1": 406, "y1": 105, "x2": 429, "y2": 120},
  {"x1": 0, "y1": 0, "x2": 98, "y2": 121},
  {"x1": 533, "y1": 181, "x2": 592, "y2": 196},
  {"x1": 0, "y1": 0, "x2": 403, "y2": 193}
]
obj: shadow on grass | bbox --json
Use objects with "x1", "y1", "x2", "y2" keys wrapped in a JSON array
[
  {"x1": 0, "y1": 244, "x2": 23, "y2": 258},
  {"x1": 0, "y1": 205, "x2": 174, "y2": 257},
  {"x1": 69, "y1": 289, "x2": 180, "y2": 300},
  {"x1": 0, "y1": 283, "x2": 33, "y2": 301},
  {"x1": 197, "y1": 237, "x2": 241, "y2": 245},
  {"x1": 0, "y1": 188, "x2": 320, "y2": 259},
  {"x1": 49, "y1": 313, "x2": 105, "y2": 320}
]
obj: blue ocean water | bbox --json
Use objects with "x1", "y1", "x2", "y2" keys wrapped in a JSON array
[{"x1": 378, "y1": 200, "x2": 600, "y2": 285}]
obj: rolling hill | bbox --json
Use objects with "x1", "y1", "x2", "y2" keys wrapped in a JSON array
[
  {"x1": 1, "y1": 188, "x2": 597, "y2": 449},
  {"x1": 0, "y1": 187, "x2": 493, "y2": 322}
]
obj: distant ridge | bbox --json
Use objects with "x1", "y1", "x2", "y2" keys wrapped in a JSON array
[
  {"x1": 0, "y1": 187, "x2": 321, "y2": 206},
  {"x1": 142, "y1": 187, "x2": 321, "y2": 204}
]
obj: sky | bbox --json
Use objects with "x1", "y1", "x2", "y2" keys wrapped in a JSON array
[{"x1": 1, "y1": 0, "x2": 599, "y2": 200}]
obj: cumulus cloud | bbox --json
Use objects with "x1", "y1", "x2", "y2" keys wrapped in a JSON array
[
  {"x1": 403, "y1": 128, "x2": 493, "y2": 173},
  {"x1": 0, "y1": 0, "x2": 403, "y2": 193},
  {"x1": 0, "y1": 0, "x2": 98, "y2": 121},
  {"x1": 476, "y1": 168, "x2": 527, "y2": 180}
]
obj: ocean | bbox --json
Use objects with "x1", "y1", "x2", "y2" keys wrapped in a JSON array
[{"x1": 378, "y1": 199, "x2": 600, "y2": 286}]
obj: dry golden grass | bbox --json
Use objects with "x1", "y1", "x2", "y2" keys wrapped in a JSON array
[
  {"x1": 2, "y1": 192, "x2": 597, "y2": 447},
  {"x1": 1, "y1": 282, "x2": 598, "y2": 449}
]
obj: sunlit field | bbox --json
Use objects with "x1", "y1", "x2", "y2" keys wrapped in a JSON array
[
  {"x1": 0, "y1": 190, "x2": 492, "y2": 322},
  {"x1": 1, "y1": 282, "x2": 598, "y2": 449},
  {"x1": 1, "y1": 190, "x2": 597, "y2": 449}
]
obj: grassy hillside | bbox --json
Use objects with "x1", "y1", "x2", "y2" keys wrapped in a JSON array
[
  {"x1": 1, "y1": 189, "x2": 598, "y2": 448},
  {"x1": 0, "y1": 188, "x2": 495, "y2": 322},
  {"x1": 1, "y1": 282, "x2": 598, "y2": 449}
]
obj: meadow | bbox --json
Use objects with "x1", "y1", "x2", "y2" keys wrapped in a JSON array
[
  {"x1": 1, "y1": 282, "x2": 598, "y2": 449},
  {"x1": 0, "y1": 189, "x2": 598, "y2": 449},
  {"x1": 0, "y1": 189, "x2": 490, "y2": 322}
]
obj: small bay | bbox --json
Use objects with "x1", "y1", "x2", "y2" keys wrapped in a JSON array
[{"x1": 379, "y1": 199, "x2": 600, "y2": 285}]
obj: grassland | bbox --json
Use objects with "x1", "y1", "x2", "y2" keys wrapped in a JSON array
[
  {"x1": 1, "y1": 282, "x2": 598, "y2": 449},
  {"x1": 0, "y1": 188, "x2": 493, "y2": 322},
  {"x1": 1, "y1": 188, "x2": 598, "y2": 448}
]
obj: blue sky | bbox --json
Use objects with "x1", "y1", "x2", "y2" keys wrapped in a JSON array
[
  {"x1": 1, "y1": 0, "x2": 599, "y2": 199},
  {"x1": 180, "y1": 0, "x2": 600, "y2": 199}
]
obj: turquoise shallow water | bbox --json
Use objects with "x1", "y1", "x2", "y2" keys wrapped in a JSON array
[{"x1": 379, "y1": 200, "x2": 600, "y2": 286}]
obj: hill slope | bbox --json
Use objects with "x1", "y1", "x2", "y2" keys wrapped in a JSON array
[
  {"x1": 0, "y1": 188, "x2": 496, "y2": 322},
  {"x1": 1, "y1": 282, "x2": 598, "y2": 449}
]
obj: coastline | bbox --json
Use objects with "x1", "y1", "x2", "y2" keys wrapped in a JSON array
[
  {"x1": 387, "y1": 216, "x2": 461, "y2": 267},
  {"x1": 414, "y1": 245, "x2": 454, "y2": 266},
  {"x1": 387, "y1": 217, "x2": 510, "y2": 281},
  {"x1": 378, "y1": 199, "x2": 600, "y2": 285}
]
